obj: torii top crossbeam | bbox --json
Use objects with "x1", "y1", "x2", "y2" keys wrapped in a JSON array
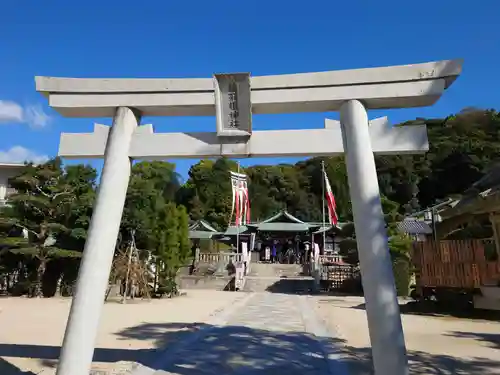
[
  {"x1": 36, "y1": 60, "x2": 462, "y2": 118},
  {"x1": 36, "y1": 60, "x2": 462, "y2": 160}
]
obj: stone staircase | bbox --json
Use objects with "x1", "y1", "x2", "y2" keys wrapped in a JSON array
[
  {"x1": 243, "y1": 263, "x2": 314, "y2": 293},
  {"x1": 176, "y1": 264, "x2": 235, "y2": 291}
]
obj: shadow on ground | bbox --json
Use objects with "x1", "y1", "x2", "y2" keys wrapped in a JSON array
[
  {"x1": 264, "y1": 278, "x2": 315, "y2": 295},
  {"x1": 344, "y1": 299, "x2": 500, "y2": 322},
  {"x1": 1, "y1": 322, "x2": 500, "y2": 374},
  {"x1": 264, "y1": 278, "x2": 364, "y2": 297},
  {"x1": 0, "y1": 358, "x2": 37, "y2": 375},
  {"x1": 338, "y1": 345, "x2": 500, "y2": 375},
  {"x1": 446, "y1": 331, "x2": 500, "y2": 350},
  {"x1": 400, "y1": 301, "x2": 500, "y2": 322}
]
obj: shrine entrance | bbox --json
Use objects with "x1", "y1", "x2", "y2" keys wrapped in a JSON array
[
  {"x1": 231, "y1": 210, "x2": 342, "y2": 264},
  {"x1": 36, "y1": 59, "x2": 462, "y2": 375}
]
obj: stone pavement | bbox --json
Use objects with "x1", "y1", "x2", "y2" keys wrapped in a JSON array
[{"x1": 134, "y1": 292, "x2": 350, "y2": 375}]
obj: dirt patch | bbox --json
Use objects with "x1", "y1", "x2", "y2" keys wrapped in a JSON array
[
  {"x1": 0, "y1": 290, "x2": 242, "y2": 374},
  {"x1": 314, "y1": 295, "x2": 500, "y2": 374}
]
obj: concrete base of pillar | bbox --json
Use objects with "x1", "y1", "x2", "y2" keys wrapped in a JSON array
[{"x1": 474, "y1": 288, "x2": 500, "y2": 310}]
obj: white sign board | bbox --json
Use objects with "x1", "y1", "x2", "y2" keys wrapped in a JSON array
[
  {"x1": 241, "y1": 241, "x2": 248, "y2": 262},
  {"x1": 214, "y1": 73, "x2": 252, "y2": 137}
]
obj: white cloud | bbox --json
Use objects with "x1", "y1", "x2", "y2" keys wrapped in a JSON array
[
  {"x1": 24, "y1": 104, "x2": 51, "y2": 129},
  {"x1": 0, "y1": 100, "x2": 52, "y2": 129},
  {"x1": 0, "y1": 101, "x2": 24, "y2": 123},
  {"x1": 0, "y1": 146, "x2": 49, "y2": 164}
]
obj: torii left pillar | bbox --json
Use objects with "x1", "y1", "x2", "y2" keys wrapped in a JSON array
[{"x1": 56, "y1": 107, "x2": 139, "y2": 375}]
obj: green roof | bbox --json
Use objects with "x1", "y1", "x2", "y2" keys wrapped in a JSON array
[
  {"x1": 189, "y1": 230, "x2": 221, "y2": 239},
  {"x1": 224, "y1": 225, "x2": 249, "y2": 236},
  {"x1": 246, "y1": 210, "x2": 347, "y2": 232},
  {"x1": 189, "y1": 219, "x2": 218, "y2": 232},
  {"x1": 312, "y1": 224, "x2": 345, "y2": 234},
  {"x1": 248, "y1": 223, "x2": 310, "y2": 232},
  {"x1": 260, "y1": 210, "x2": 305, "y2": 224}
]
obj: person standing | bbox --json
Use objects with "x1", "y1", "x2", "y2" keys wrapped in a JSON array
[
  {"x1": 304, "y1": 242, "x2": 310, "y2": 264},
  {"x1": 271, "y1": 242, "x2": 277, "y2": 263}
]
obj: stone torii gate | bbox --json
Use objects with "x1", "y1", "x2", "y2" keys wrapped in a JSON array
[{"x1": 35, "y1": 59, "x2": 462, "y2": 375}]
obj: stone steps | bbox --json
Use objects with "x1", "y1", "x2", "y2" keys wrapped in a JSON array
[
  {"x1": 243, "y1": 263, "x2": 313, "y2": 293},
  {"x1": 248, "y1": 263, "x2": 305, "y2": 278},
  {"x1": 177, "y1": 275, "x2": 234, "y2": 291},
  {"x1": 243, "y1": 275, "x2": 313, "y2": 293}
]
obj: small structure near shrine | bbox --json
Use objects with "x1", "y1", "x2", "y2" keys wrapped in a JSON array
[
  {"x1": 0, "y1": 163, "x2": 25, "y2": 206},
  {"x1": 397, "y1": 218, "x2": 433, "y2": 242},
  {"x1": 188, "y1": 219, "x2": 220, "y2": 240},
  {"x1": 412, "y1": 164, "x2": 500, "y2": 310}
]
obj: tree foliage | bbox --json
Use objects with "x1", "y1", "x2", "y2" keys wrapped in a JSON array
[
  {"x1": 1, "y1": 108, "x2": 499, "y2": 297},
  {"x1": 122, "y1": 161, "x2": 181, "y2": 248},
  {"x1": 0, "y1": 159, "x2": 95, "y2": 296},
  {"x1": 178, "y1": 109, "x2": 500, "y2": 228},
  {"x1": 178, "y1": 158, "x2": 238, "y2": 230},
  {"x1": 154, "y1": 203, "x2": 190, "y2": 297}
]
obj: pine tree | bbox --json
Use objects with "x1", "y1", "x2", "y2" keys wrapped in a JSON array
[{"x1": 0, "y1": 159, "x2": 95, "y2": 297}]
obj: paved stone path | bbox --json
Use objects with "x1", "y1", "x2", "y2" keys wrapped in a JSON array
[{"x1": 136, "y1": 292, "x2": 349, "y2": 375}]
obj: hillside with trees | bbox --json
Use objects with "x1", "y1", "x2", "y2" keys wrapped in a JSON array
[
  {"x1": 0, "y1": 108, "x2": 499, "y2": 297},
  {"x1": 179, "y1": 109, "x2": 500, "y2": 226}
]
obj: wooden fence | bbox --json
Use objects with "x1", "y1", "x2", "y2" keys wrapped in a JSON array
[{"x1": 412, "y1": 239, "x2": 500, "y2": 289}]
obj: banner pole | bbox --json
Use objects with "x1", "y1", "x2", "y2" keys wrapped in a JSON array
[
  {"x1": 236, "y1": 162, "x2": 240, "y2": 255},
  {"x1": 322, "y1": 160, "x2": 326, "y2": 253}
]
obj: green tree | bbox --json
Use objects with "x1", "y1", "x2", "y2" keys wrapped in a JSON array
[
  {"x1": 0, "y1": 159, "x2": 96, "y2": 297},
  {"x1": 177, "y1": 205, "x2": 192, "y2": 262},
  {"x1": 178, "y1": 158, "x2": 237, "y2": 229},
  {"x1": 122, "y1": 161, "x2": 181, "y2": 250},
  {"x1": 155, "y1": 203, "x2": 180, "y2": 296}
]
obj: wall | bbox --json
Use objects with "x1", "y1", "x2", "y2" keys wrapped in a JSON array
[{"x1": 0, "y1": 165, "x2": 24, "y2": 204}]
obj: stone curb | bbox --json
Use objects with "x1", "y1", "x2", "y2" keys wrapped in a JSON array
[{"x1": 298, "y1": 295, "x2": 351, "y2": 375}]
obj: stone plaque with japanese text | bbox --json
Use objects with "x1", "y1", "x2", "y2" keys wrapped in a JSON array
[{"x1": 214, "y1": 73, "x2": 252, "y2": 136}]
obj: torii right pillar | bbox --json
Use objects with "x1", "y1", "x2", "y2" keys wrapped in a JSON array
[{"x1": 340, "y1": 100, "x2": 407, "y2": 374}]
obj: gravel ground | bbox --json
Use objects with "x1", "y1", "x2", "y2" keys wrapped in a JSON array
[
  {"x1": 3, "y1": 292, "x2": 499, "y2": 375},
  {"x1": 314, "y1": 295, "x2": 500, "y2": 374},
  {"x1": 0, "y1": 291, "x2": 243, "y2": 374}
]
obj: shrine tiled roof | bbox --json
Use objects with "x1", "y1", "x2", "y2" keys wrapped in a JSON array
[{"x1": 397, "y1": 218, "x2": 432, "y2": 235}]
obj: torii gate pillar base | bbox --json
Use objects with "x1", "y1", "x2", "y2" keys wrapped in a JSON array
[
  {"x1": 340, "y1": 100, "x2": 408, "y2": 375},
  {"x1": 56, "y1": 107, "x2": 139, "y2": 375}
]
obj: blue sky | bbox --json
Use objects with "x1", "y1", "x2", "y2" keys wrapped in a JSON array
[{"x1": 0, "y1": 0, "x2": 499, "y2": 181}]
